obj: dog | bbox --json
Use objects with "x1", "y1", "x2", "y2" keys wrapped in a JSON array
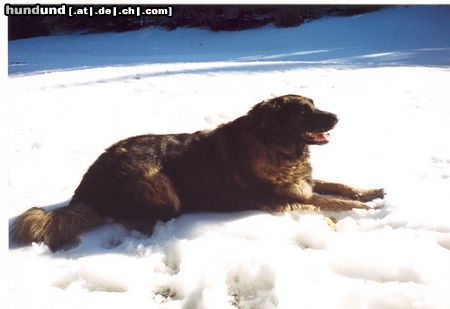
[{"x1": 11, "y1": 94, "x2": 384, "y2": 251}]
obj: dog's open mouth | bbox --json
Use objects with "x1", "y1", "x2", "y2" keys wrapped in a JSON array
[{"x1": 302, "y1": 131, "x2": 330, "y2": 144}]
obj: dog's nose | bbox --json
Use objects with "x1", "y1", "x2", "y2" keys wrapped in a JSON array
[
  {"x1": 323, "y1": 112, "x2": 338, "y2": 127},
  {"x1": 330, "y1": 113, "x2": 339, "y2": 126}
]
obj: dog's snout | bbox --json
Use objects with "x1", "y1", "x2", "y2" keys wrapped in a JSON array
[
  {"x1": 328, "y1": 112, "x2": 339, "y2": 126},
  {"x1": 326, "y1": 113, "x2": 338, "y2": 130},
  {"x1": 318, "y1": 110, "x2": 338, "y2": 126},
  {"x1": 306, "y1": 110, "x2": 339, "y2": 132}
]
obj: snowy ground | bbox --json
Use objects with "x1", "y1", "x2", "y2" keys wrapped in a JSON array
[{"x1": 7, "y1": 6, "x2": 450, "y2": 309}]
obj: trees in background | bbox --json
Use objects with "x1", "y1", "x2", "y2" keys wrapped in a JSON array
[{"x1": 8, "y1": 5, "x2": 384, "y2": 40}]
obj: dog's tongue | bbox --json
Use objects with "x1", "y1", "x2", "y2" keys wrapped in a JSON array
[{"x1": 305, "y1": 132, "x2": 330, "y2": 142}]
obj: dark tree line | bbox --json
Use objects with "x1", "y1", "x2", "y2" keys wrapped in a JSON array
[{"x1": 9, "y1": 5, "x2": 385, "y2": 41}]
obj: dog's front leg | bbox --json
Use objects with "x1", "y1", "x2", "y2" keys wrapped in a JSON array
[
  {"x1": 313, "y1": 180, "x2": 385, "y2": 202},
  {"x1": 309, "y1": 194, "x2": 370, "y2": 211},
  {"x1": 264, "y1": 202, "x2": 318, "y2": 213},
  {"x1": 262, "y1": 202, "x2": 336, "y2": 229}
]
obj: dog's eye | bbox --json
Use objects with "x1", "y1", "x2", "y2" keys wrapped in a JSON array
[{"x1": 299, "y1": 107, "x2": 310, "y2": 114}]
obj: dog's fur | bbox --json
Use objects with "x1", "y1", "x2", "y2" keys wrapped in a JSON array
[{"x1": 11, "y1": 95, "x2": 384, "y2": 251}]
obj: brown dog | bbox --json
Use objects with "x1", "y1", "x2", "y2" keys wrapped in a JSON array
[{"x1": 11, "y1": 95, "x2": 384, "y2": 251}]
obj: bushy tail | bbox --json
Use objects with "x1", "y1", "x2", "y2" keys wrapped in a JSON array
[{"x1": 11, "y1": 203, "x2": 105, "y2": 252}]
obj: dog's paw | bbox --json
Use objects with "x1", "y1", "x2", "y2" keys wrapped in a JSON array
[{"x1": 356, "y1": 188, "x2": 385, "y2": 202}]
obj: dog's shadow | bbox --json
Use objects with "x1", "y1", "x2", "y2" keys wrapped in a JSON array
[
  {"x1": 8, "y1": 201, "x2": 268, "y2": 258},
  {"x1": 9, "y1": 199, "x2": 391, "y2": 258}
]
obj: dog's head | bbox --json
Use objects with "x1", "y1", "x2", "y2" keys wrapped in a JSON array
[{"x1": 246, "y1": 94, "x2": 338, "y2": 152}]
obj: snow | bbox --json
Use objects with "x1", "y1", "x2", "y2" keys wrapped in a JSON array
[{"x1": 7, "y1": 6, "x2": 450, "y2": 309}]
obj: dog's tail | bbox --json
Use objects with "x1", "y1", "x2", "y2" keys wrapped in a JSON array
[{"x1": 11, "y1": 203, "x2": 105, "y2": 252}]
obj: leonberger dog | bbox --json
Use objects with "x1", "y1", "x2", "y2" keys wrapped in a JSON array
[{"x1": 12, "y1": 94, "x2": 384, "y2": 251}]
